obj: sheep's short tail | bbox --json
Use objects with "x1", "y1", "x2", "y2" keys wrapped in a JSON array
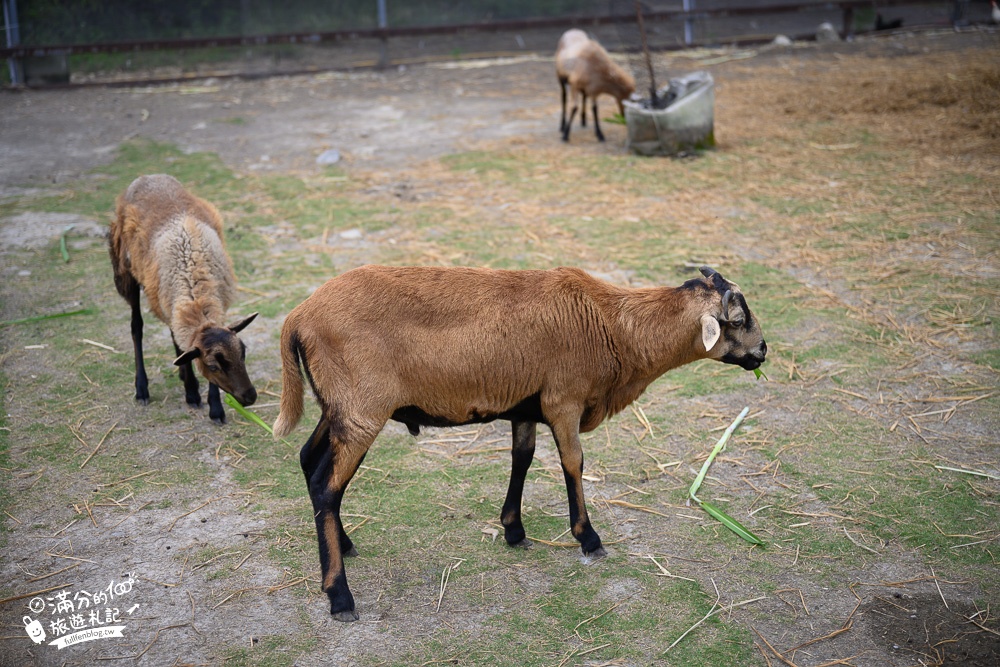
[{"x1": 273, "y1": 325, "x2": 305, "y2": 439}]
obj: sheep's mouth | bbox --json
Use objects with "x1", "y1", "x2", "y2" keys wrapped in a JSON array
[
  {"x1": 721, "y1": 352, "x2": 765, "y2": 371},
  {"x1": 218, "y1": 385, "x2": 257, "y2": 406},
  {"x1": 233, "y1": 390, "x2": 257, "y2": 407}
]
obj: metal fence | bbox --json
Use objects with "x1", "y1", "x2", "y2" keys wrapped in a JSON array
[{"x1": 2, "y1": 0, "x2": 992, "y2": 86}]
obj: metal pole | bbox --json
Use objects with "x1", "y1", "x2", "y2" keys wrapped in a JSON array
[
  {"x1": 3, "y1": 0, "x2": 23, "y2": 85},
  {"x1": 635, "y1": 2, "x2": 658, "y2": 106},
  {"x1": 377, "y1": 0, "x2": 388, "y2": 67},
  {"x1": 683, "y1": 0, "x2": 694, "y2": 46}
]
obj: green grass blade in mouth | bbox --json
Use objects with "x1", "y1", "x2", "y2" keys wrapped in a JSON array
[{"x1": 224, "y1": 393, "x2": 274, "y2": 435}]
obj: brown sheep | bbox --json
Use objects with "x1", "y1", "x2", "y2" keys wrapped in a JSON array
[
  {"x1": 273, "y1": 264, "x2": 766, "y2": 621},
  {"x1": 109, "y1": 174, "x2": 257, "y2": 423},
  {"x1": 556, "y1": 29, "x2": 636, "y2": 142}
]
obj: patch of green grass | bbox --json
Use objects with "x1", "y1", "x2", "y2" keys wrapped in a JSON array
[
  {"x1": 750, "y1": 194, "x2": 833, "y2": 218},
  {"x1": 441, "y1": 151, "x2": 538, "y2": 182},
  {"x1": 221, "y1": 631, "x2": 318, "y2": 667},
  {"x1": 21, "y1": 138, "x2": 237, "y2": 220},
  {"x1": 967, "y1": 347, "x2": 1000, "y2": 370},
  {"x1": 382, "y1": 559, "x2": 759, "y2": 667},
  {"x1": 755, "y1": 405, "x2": 1000, "y2": 568}
]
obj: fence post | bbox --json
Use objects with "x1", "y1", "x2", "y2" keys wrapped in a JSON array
[
  {"x1": 377, "y1": 0, "x2": 388, "y2": 67},
  {"x1": 683, "y1": 0, "x2": 694, "y2": 46},
  {"x1": 3, "y1": 0, "x2": 23, "y2": 85},
  {"x1": 842, "y1": 6, "x2": 854, "y2": 40}
]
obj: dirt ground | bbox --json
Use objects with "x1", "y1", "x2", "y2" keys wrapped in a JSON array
[{"x1": 1, "y1": 26, "x2": 998, "y2": 667}]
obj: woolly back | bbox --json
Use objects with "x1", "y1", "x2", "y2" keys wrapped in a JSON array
[{"x1": 113, "y1": 175, "x2": 236, "y2": 348}]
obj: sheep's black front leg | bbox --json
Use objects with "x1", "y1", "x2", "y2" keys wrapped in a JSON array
[
  {"x1": 172, "y1": 335, "x2": 201, "y2": 407},
  {"x1": 581, "y1": 93, "x2": 588, "y2": 127},
  {"x1": 563, "y1": 105, "x2": 577, "y2": 142},
  {"x1": 592, "y1": 99, "x2": 605, "y2": 142},
  {"x1": 126, "y1": 282, "x2": 149, "y2": 405},
  {"x1": 550, "y1": 417, "x2": 604, "y2": 557},
  {"x1": 301, "y1": 418, "x2": 357, "y2": 557},
  {"x1": 501, "y1": 420, "x2": 536, "y2": 548},
  {"x1": 208, "y1": 382, "x2": 225, "y2": 424}
]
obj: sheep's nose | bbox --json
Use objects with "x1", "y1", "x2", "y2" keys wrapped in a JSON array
[{"x1": 241, "y1": 388, "x2": 257, "y2": 406}]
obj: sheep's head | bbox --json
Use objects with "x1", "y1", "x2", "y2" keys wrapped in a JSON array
[
  {"x1": 695, "y1": 267, "x2": 767, "y2": 371},
  {"x1": 174, "y1": 313, "x2": 259, "y2": 406},
  {"x1": 616, "y1": 71, "x2": 637, "y2": 116}
]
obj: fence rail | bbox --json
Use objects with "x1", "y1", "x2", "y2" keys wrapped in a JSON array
[{"x1": 0, "y1": 0, "x2": 953, "y2": 59}]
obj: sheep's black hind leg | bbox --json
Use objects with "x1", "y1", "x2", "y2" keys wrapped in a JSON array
[
  {"x1": 172, "y1": 336, "x2": 201, "y2": 407},
  {"x1": 208, "y1": 383, "x2": 225, "y2": 424},
  {"x1": 559, "y1": 78, "x2": 568, "y2": 133},
  {"x1": 593, "y1": 100, "x2": 605, "y2": 142},
  {"x1": 301, "y1": 418, "x2": 358, "y2": 557},
  {"x1": 308, "y1": 422, "x2": 377, "y2": 621},
  {"x1": 581, "y1": 93, "x2": 587, "y2": 127},
  {"x1": 125, "y1": 282, "x2": 149, "y2": 405},
  {"x1": 501, "y1": 420, "x2": 537, "y2": 548}
]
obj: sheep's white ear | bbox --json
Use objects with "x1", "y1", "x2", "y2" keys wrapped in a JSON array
[
  {"x1": 229, "y1": 312, "x2": 258, "y2": 333},
  {"x1": 174, "y1": 348, "x2": 201, "y2": 366},
  {"x1": 700, "y1": 314, "x2": 721, "y2": 352}
]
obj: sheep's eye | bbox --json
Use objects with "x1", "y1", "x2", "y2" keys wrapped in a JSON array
[
  {"x1": 206, "y1": 364, "x2": 221, "y2": 373},
  {"x1": 729, "y1": 315, "x2": 745, "y2": 327}
]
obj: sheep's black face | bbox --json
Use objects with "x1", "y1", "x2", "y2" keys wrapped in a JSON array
[
  {"x1": 697, "y1": 267, "x2": 767, "y2": 371},
  {"x1": 175, "y1": 313, "x2": 258, "y2": 406},
  {"x1": 716, "y1": 291, "x2": 767, "y2": 370}
]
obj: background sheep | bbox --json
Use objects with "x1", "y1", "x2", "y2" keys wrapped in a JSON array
[
  {"x1": 108, "y1": 174, "x2": 258, "y2": 423},
  {"x1": 556, "y1": 29, "x2": 636, "y2": 142},
  {"x1": 273, "y1": 264, "x2": 766, "y2": 621}
]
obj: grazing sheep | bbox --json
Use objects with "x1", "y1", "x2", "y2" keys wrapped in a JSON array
[
  {"x1": 273, "y1": 264, "x2": 766, "y2": 621},
  {"x1": 556, "y1": 29, "x2": 636, "y2": 142},
  {"x1": 109, "y1": 174, "x2": 258, "y2": 423}
]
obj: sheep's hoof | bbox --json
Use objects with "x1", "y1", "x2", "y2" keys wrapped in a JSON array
[
  {"x1": 344, "y1": 545, "x2": 359, "y2": 557},
  {"x1": 186, "y1": 395, "x2": 202, "y2": 408},
  {"x1": 135, "y1": 397, "x2": 149, "y2": 406},
  {"x1": 508, "y1": 538, "x2": 532, "y2": 549},
  {"x1": 331, "y1": 609, "x2": 359, "y2": 622},
  {"x1": 211, "y1": 413, "x2": 226, "y2": 425},
  {"x1": 583, "y1": 546, "x2": 607, "y2": 559}
]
